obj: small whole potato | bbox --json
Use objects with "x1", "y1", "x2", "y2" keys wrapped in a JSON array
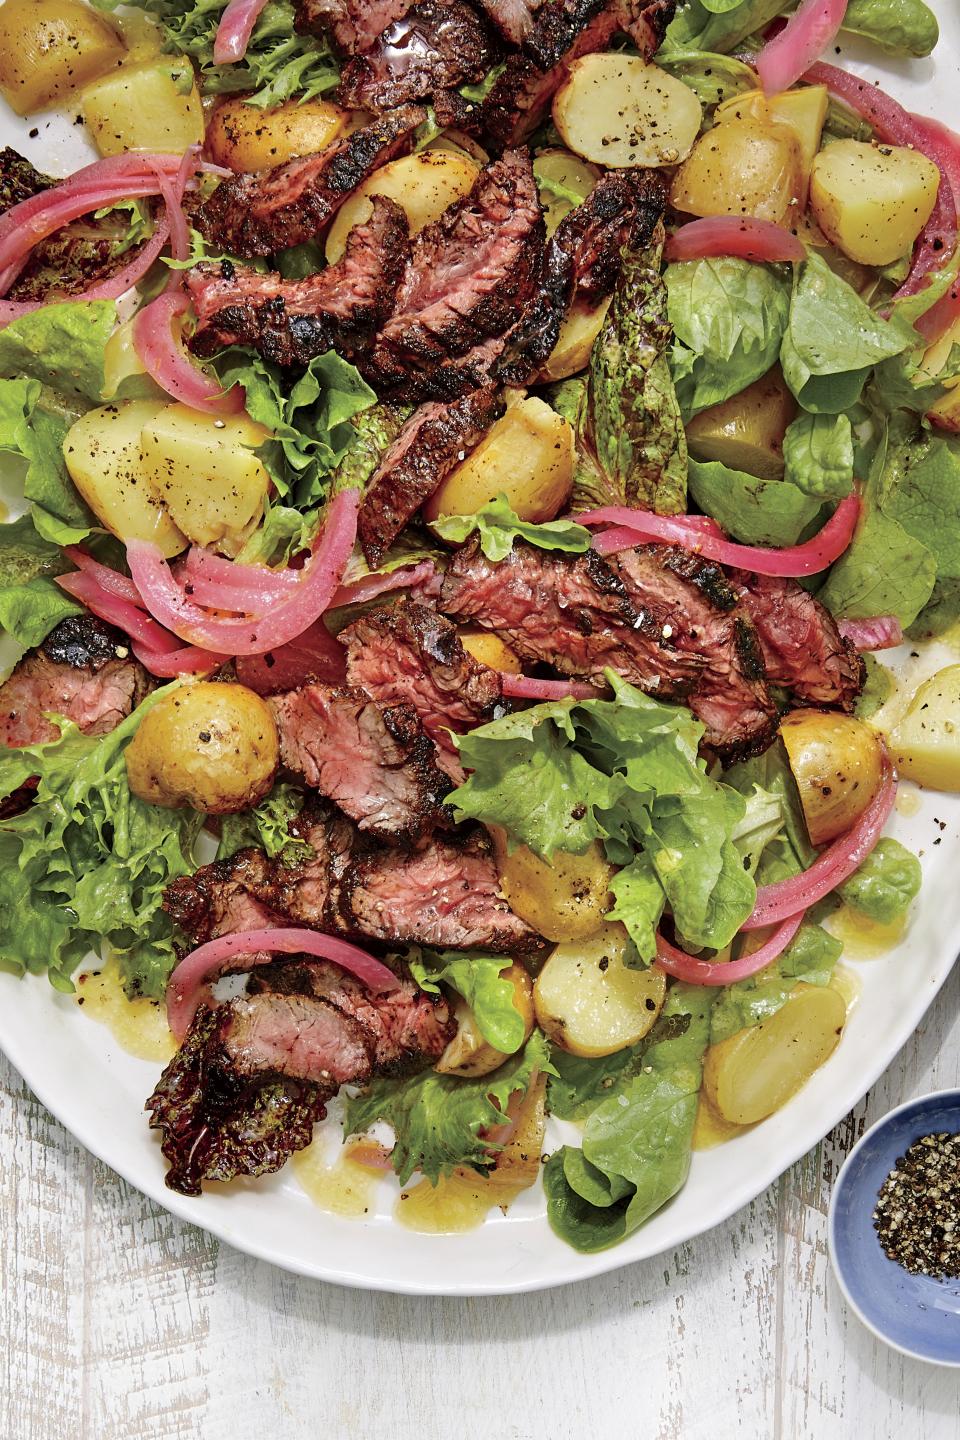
[
  {"x1": 206, "y1": 96, "x2": 348, "y2": 174},
  {"x1": 489, "y1": 829, "x2": 613, "y2": 943},
  {"x1": 126, "y1": 683, "x2": 279, "y2": 814},
  {"x1": 435, "y1": 964, "x2": 535, "y2": 1077},
  {"x1": 780, "y1": 709, "x2": 884, "y2": 845}
]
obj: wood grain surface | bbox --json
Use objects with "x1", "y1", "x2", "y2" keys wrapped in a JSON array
[{"x1": 2, "y1": 963, "x2": 958, "y2": 1440}]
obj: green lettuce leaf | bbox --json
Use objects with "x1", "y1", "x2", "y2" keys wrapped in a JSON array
[
  {"x1": 837, "y1": 837, "x2": 921, "y2": 923},
  {"x1": 841, "y1": 0, "x2": 938, "y2": 56},
  {"x1": 687, "y1": 457, "x2": 821, "y2": 545},
  {"x1": 856, "y1": 653, "x2": 895, "y2": 719},
  {"x1": 818, "y1": 498, "x2": 936, "y2": 626},
  {"x1": 666, "y1": 257, "x2": 791, "y2": 418},
  {"x1": 656, "y1": 47, "x2": 757, "y2": 106},
  {"x1": 432, "y1": 494, "x2": 591, "y2": 562},
  {"x1": 547, "y1": 1009, "x2": 694, "y2": 1121},
  {"x1": 878, "y1": 429, "x2": 960, "y2": 588},
  {"x1": 782, "y1": 412, "x2": 855, "y2": 499},
  {"x1": 329, "y1": 402, "x2": 413, "y2": 495},
  {"x1": 409, "y1": 949, "x2": 526, "y2": 1052},
  {"x1": 0, "y1": 299, "x2": 116, "y2": 405},
  {"x1": 0, "y1": 378, "x2": 95, "y2": 545},
  {"x1": 708, "y1": 921, "x2": 842, "y2": 1044},
  {"x1": 544, "y1": 984, "x2": 712, "y2": 1253},
  {"x1": 343, "y1": 1030, "x2": 554, "y2": 1185},
  {"x1": 216, "y1": 781, "x2": 312, "y2": 864},
  {"x1": 0, "y1": 691, "x2": 203, "y2": 997},
  {"x1": 0, "y1": 515, "x2": 81, "y2": 646},
  {"x1": 663, "y1": 0, "x2": 785, "y2": 53}
]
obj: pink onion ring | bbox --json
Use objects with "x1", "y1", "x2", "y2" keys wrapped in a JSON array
[
  {"x1": 57, "y1": 569, "x2": 229, "y2": 675},
  {"x1": 144, "y1": 149, "x2": 196, "y2": 263},
  {"x1": 757, "y1": 0, "x2": 847, "y2": 95},
  {"x1": 64, "y1": 546, "x2": 145, "y2": 606},
  {"x1": 838, "y1": 615, "x2": 903, "y2": 651},
  {"x1": 897, "y1": 115, "x2": 960, "y2": 339},
  {"x1": 213, "y1": 0, "x2": 271, "y2": 62},
  {"x1": 666, "y1": 216, "x2": 806, "y2": 265},
  {"x1": 574, "y1": 507, "x2": 724, "y2": 542},
  {"x1": 166, "y1": 927, "x2": 400, "y2": 1041},
  {"x1": 742, "y1": 759, "x2": 897, "y2": 931},
  {"x1": 127, "y1": 488, "x2": 360, "y2": 655},
  {"x1": 132, "y1": 289, "x2": 245, "y2": 414},
  {"x1": 589, "y1": 494, "x2": 861, "y2": 577},
  {"x1": 181, "y1": 546, "x2": 301, "y2": 609},
  {"x1": 499, "y1": 673, "x2": 603, "y2": 701},
  {"x1": 329, "y1": 560, "x2": 440, "y2": 610},
  {"x1": 130, "y1": 640, "x2": 227, "y2": 677},
  {"x1": 654, "y1": 912, "x2": 805, "y2": 986}
]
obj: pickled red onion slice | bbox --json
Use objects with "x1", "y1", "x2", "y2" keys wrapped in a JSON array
[
  {"x1": 757, "y1": 0, "x2": 847, "y2": 96},
  {"x1": 213, "y1": 0, "x2": 271, "y2": 62},
  {"x1": 499, "y1": 674, "x2": 603, "y2": 701},
  {"x1": 132, "y1": 289, "x2": 245, "y2": 414},
  {"x1": 666, "y1": 217, "x2": 806, "y2": 265},
  {"x1": 838, "y1": 615, "x2": 903, "y2": 651},
  {"x1": 655, "y1": 913, "x2": 804, "y2": 986}
]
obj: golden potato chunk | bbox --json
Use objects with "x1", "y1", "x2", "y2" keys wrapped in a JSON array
[
  {"x1": 781, "y1": 709, "x2": 886, "y2": 845},
  {"x1": 702, "y1": 984, "x2": 846, "y2": 1125},
  {"x1": 552, "y1": 54, "x2": 702, "y2": 169},
  {"x1": 671, "y1": 118, "x2": 803, "y2": 226},
  {"x1": 534, "y1": 925, "x2": 666, "y2": 1058},
  {"x1": 0, "y1": 0, "x2": 125, "y2": 114},
  {"x1": 435, "y1": 965, "x2": 535, "y2": 1077},
  {"x1": 714, "y1": 85, "x2": 828, "y2": 200},
  {"x1": 458, "y1": 629, "x2": 523, "y2": 674},
  {"x1": 422, "y1": 397, "x2": 574, "y2": 525},
  {"x1": 539, "y1": 297, "x2": 611, "y2": 383},
  {"x1": 126, "y1": 683, "x2": 279, "y2": 814},
  {"x1": 325, "y1": 150, "x2": 480, "y2": 264},
  {"x1": 63, "y1": 400, "x2": 187, "y2": 558},
  {"x1": 490, "y1": 830, "x2": 613, "y2": 944},
  {"x1": 810, "y1": 139, "x2": 940, "y2": 267},
  {"x1": 83, "y1": 59, "x2": 203, "y2": 156},
  {"x1": 685, "y1": 368, "x2": 797, "y2": 480},
  {"x1": 890, "y1": 665, "x2": 960, "y2": 791},
  {"x1": 206, "y1": 96, "x2": 348, "y2": 173},
  {"x1": 139, "y1": 404, "x2": 272, "y2": 558}
]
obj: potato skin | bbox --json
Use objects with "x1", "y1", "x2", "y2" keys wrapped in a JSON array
[
  {"x1": 126, "y1": 683, "x2": 279, "y2": 815},
  {"x1": 780, "y1": 709, "x2": 884, "y2": 846},
  {"x1": 489, "y1": 829, "x2": 613, "y2": 943},
  {"x1": 207, "y1": 96, "x2": 348, "y2": 174}
]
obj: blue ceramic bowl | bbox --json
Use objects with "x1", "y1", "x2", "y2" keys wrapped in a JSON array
[{"x1": 829, "y1": 1089, "x2": 960, "y2": 1366}]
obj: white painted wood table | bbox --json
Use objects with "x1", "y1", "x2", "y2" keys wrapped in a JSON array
[{"x1": 1, "y1": 962, "x2": 957, "y2": 1440}]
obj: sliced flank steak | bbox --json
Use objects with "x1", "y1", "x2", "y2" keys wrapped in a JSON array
[
  {"x1": 731, "y1": 571, "x2": 865, "y2": 713},
  {"x1": 440, "y1": 539, "x2": 703, "y2": 700},
  {"x1": 294, "y1": 0, "x2": 415, "y2": 52},
  {"x1": 195, "y1": 105, "x2": 425, "y2": 257},
  {"x1": 357, "y1": 385, "x2": 503, "y2": 567},
  {"x1": 186, "y1": 197, "x2": 410, "y2": 366},
  {"x1": 474, "y1": 0, "x2": 541, "y2": 42},
  {"x1": 268, "y1": 683, "x2": 453, "y2": 841},
  {"x1": 340, "y1": 599, "x2": 508, "y2": 734},
  {"x1": 365, "y1": 148, "x2": 544, "y2": 399},
  {"x1": 337, "y1": 0, "x2": 499, "y2": 111},
  {"x1": 0, "y1": 614, "x2": 153, "y2": 749}
]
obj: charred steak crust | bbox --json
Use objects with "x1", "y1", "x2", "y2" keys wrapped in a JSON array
[
  {"x1": 294, "y1": 0, "x2": 415, "y2": 53},
  {"x1": 0, "y1": 615, "x2": 153, "y2": 749},
  {"x1": 730, "y1": 571, "x2": 866, "y2": 712},
  {"x1": 365, "y1": 147, "x2": 545, "y2": 397},
  {"x1": 357, "y1": 385, "x2": 503, "y2": 566},
  {"x1": 497, "y1": 168, "x2": 667, "y2": 383},
  {"x1": 522, "y1": 0, "x2": 607, "y2": 70},
  {"x1": 439, "y1": 539, "x2": 703, "y2": 699},
  {"x1": 340, "y1": 598, "x2": 508, "y2": 732},
  {"x1": 268, "y1": 683, "x2": 454, "y2": 841},
  {"x1": 337, "y1": 0, "x2": 500, "y2": 111},
  {"x1": 195, "y1": 105, "x2": 426, "y2": 257},
  {"x1": 187, "y1": 196, "x2": 410, "y2": 365},
  {"x1": 473, "y1": 0, "x2": 540, "y2": 43}
]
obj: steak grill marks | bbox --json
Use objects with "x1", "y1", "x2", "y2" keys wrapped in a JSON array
[{"x1": 337, "y1": 0, "x2": 500, "y2": 111}]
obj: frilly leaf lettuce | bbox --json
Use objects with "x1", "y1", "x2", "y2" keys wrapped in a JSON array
[
  {"x1": 782, "y1": 412, "x2": 855, "y2": 499},
  {"x1": 431, "y1": 494, "x2": 591, "y2": 563},
  {"x1": 841, "y1": 0, "x2": 938, "y2": 56},
  {"x1": 687, "y1": 457, "x2": 821, "y2": 545},
  {"x1": 217, "y1": 781, "x2": 313, "y2": 864},
  {"x1": 329, "y1": 402, "x2": 412, "y2": 496},
  {"x1": 409, "y1": 949, "x2": 526, "y2": 1053},
  {"x1": 343, "y1": 1030, "x2": 554, "y2": 1185},
  {"x1": 666, "y1": 257, "x2": 791, "y2": 419},
  {"x1": 837, "y1": 838, "x2": 921, "y2": 923},
  {"x1": 0, "y1": 691, "x2": 202, "y2": 997},
  {"x1": 544, "y1": 984, "x2": 712, "y2": 1253},
  {"x1": 0, "y1": 516, "x2": 81, "y2": 646}
]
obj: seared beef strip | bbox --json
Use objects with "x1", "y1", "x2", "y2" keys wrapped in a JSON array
[
  {"x1": 365, "y1": 148, "x2": 544, "y2": 399},
  {"x1": 474, "y1": 0, "x2": 541, "y2": 42},
  {"x1": 341, "y1": 599, "x2": 508, "y2": 734},
  {"x1": 497, "y1": 168, "x2": 667, "y2": 383},
  {"x1": 187, "y1": 197, "x2": 410, "y2": 366},
  {"x1": 358, "y1": 385, "x2": 503, "y2": 566},
  {"x1": 164, "y1": 848, "x2": 285, "y2": 945},
  {"x1": 268, "y1": 684, "x2": 453, "y2": 841},
  {"x1": 440, "y1": 539, "x2": 703, "y2": 700},
  {"x1": 610, "y1": 546, "x2": 778, "y2": 759},
  {"x1": 0, "y1": 615, "x2": 153, "y2": 748},
  {"x1": 195, "y1": 105, "x2": 425, "y2": 258},
  {"x1": 731, "y1": 571, "x2": 865, "y2": 712},
  {"x1": 295, "y1": 0, "x2": 415, "y2": 53},
  {"x1": 337, "y1": 0, "x2": 499, "y2": 111}
]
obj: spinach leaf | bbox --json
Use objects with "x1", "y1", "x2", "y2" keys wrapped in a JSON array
[
  {"x1": 837, "y1": 838, "x2": 921, "y2": 923},
  {"x1": 782, "y1": 412, "x2": 855, "y2": 499},
  {"x1": 841, "y1": 0, "x2": 938, "y2": 56},
  {"x1": 687, "y1": 457, "x2": 821, "y2": 545}
]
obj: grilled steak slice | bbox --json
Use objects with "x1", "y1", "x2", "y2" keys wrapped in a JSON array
[
  {"x1": 341, "y1": 599, "x2": 508, "y2": 733},
  {"x1": 249, "y1": 958, "x2": 455, "y2": 1075},
  {"x1": 268, "y1": 684, "x2": 453, "y2": 840},
  {"x1": 0, "y1": 615, "x2": 153, "y2": 748},
  {"x1": 366, "y1": 148, "x2": 544, "y2": 397},
  {"x1": 610, "y1": 546, "x2": 778, "y2": 759},
  {"x1": 337, "y1": 0, "x2": 498, "y2": 110},
  {"x1": 339, "y1": 825, "x2": 544, "y2": 953},
  {"x1": 223, "y1": 992, "x2": 374, "y2": 1085},
  {"x1": 358, "y1": 385, "x2": 502, "y2": 566},
  {"x1": 440, "y1": 540, "x2": 703, "y2": 699},
  {"x1": 163, "y1": 847, "x2": 285, "y2": 945},
  {"x1": 731, "y1": 571, "x2": 866, "y2": 712},
  {"x1": 474, "y1": 0, "x2": 541, "y2": 42},
  {"x1": 498, "y1": 168, "x2": 667, "y2": 383},
  {"x1": 295, "y1": 0, "x2": 414, "y2": 52},
  {"x1": 187, "y1": 197, "x2": 409, "y2": 365},
  {"x1": 195, "y1": 105, "x2": 425, "y2": 258}
]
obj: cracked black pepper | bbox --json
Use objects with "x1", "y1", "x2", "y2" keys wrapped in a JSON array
[{"x1": 872, "y1": 1132, "x2": 960, "y2": 1278}]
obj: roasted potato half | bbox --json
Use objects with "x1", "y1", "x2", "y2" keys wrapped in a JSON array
[
  {"x1": 126, "y1": 683, "x2": 280, "y2": 814},
  {"x1": 781, "y1": 710, "x2": 885, "y2": 846},
  {"x1": 435, "y1": 964, "x2": 535, "y2": 1078},
  {"x1": 83, "y1": 59, "x2": 203, "y2": 156},
  {"x1": 538, "y1": 297, "x2": 611, "y2": 383},
  {"x1": 685, "y1": 368, "x2": 796, "y2": 480},
  {"x1": 702, "y1": 984, "x2": 846, "y2": 1125},
  {"x1": 553, "y1": 54, "x2": 702, "y2": 169},
  {"x1": 206, "y1": 96, "x2": 349, "y2": 173},
  {"x1": 534, "y1": 924, "x2": 666, "y2": 1058},
  {"x1": 671, "y1": 117, "x2": 803, "y2": 225},
  {"x1": 490, "y1": 830, "x2": 613, "y2": 944},
  {"x1": 0, "y1": 0, "x2": 125, "y2": 114},
  {"x1": 810, "y1": 139, "x2": 940, "y2": 267},
  {"x1": 890, "y1": 665, "x2": 960, "y2": 791},
  {"x1": 325, "y1": 150, "x2": 480, "y2": 264}
]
